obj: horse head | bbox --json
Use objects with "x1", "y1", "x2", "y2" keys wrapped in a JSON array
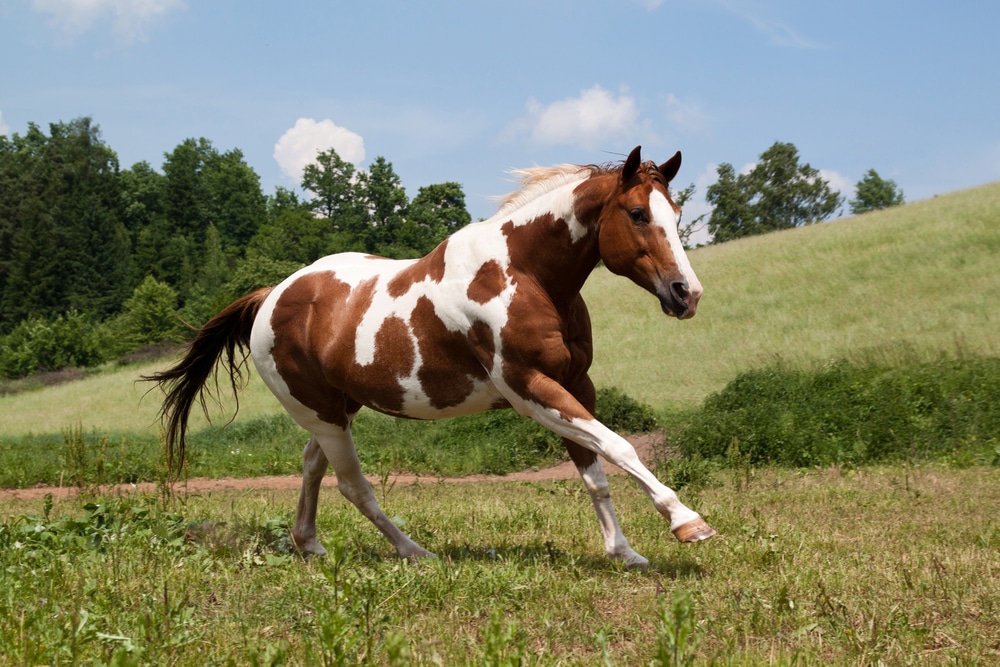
[{"x1": 597, "y1": 146, "x2": 703, "y2": 320}]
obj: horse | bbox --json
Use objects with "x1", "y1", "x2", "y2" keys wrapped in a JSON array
[{"x1": 146, "y1": 145, "x2": 715, "y2": 569}]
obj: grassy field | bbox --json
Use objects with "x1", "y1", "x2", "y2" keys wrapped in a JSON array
[
  {"x1": 2, "y1": 464, "x2": 997, "y2": 665},
  {"x1": 0, "y1": 184, "x2": 998, "y2": 664}
]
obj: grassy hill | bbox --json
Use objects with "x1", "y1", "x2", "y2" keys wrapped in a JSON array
[
  {"x1": 1, "y1": 182, "x2": 998, "y2": 439},
  {"x1": 585, "y1": 181, "x2": 1000, "y2": 408}
]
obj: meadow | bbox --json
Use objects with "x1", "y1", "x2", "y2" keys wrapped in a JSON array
[{"x1": 1, "y1": 182, "x2": 999, "y2": 664}]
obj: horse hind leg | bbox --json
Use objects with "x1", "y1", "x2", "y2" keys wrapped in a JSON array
[
  {"x1": 564, "y1": 439, "x2": 650, "y2": 569},
  {"x1": 312, "y1": 423, "x2": 434, "y2": 561},
  {"x1": 291, "y1": 436, "x2": 330, "y2": 556}
]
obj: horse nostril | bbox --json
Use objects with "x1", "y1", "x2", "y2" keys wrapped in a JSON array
[{"x1": 671, "y1": 280, "x2": 690, "y2": 304}]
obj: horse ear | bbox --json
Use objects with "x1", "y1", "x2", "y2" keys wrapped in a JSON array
[
  {"x1": 659, "y1": 151, "x2": 682, "y2": 184},
  {"x1": 622, "y1": 145, "x2": 642, "y2": 182}
]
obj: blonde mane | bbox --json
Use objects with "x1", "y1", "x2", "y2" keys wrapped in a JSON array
[{"x1": 493, "y1": 163, "x2": 596, "y2": 217}]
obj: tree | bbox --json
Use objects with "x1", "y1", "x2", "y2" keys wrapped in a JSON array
[
  {"x1": 0, "y1": 118, "x2": 130, "y2": 328},
  {"x1": 302, "y1": 148, "x2": 363, "y2": 232},
  {"x1": 201, "y1": 147, "x2": 267, "y2": 252},
  {"x1": 408, "y1": 182, "x2": 471, "y2": 248},
  {"x1": 671, "y1": 183, "x2": 707, "y2": 249},
  {"x1": 357, "y1": 156, "x2": 409, "y2": 255},
  {"x1": 706, "y1": 142, "x2": 844, "y2": 243},
  {"x1": 249, "y1": 187, "x2": 331, "y2": 265},
  {"x1": 850, "y1": 169, "x2": 904, "y2": 214}
]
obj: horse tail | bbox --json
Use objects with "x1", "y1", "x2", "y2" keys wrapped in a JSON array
[{"x1": 143, "y1": 288, "x2": 273, "y2": 478}]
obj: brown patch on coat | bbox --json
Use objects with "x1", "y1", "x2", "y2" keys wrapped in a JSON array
[
  {"x1": 467, "y1": 319, "x2": 496, "y2": 372},
  {"x1": 466, "y1": 259, "x2": 507, "y2": 304},
  {"x1": 387, "y1": 239, "x2": 448, "y2": 298},
  {"x1": 269, "y1": 272, "x2": 415, "y2": 424},
  {"x1": 497, "y1": 215, "x2": 596, "y2": 424},
  {"x1": 410, "y1": 296, "x2": 489, "y2": 410}
]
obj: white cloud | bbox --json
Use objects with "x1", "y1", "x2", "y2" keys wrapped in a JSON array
[
  {"x1": 820, "y1": 169, "x2": 854, "y2": 214},
  {"x1": 511, "y1": 85, "x2": 641, "y2": 148},
  {"x1": 0, "y1": 111, "x2": 9, "y2": 137},
  {"x1": 273, "y1": 118, "x2": 366, "y2": 184},
  {"x1": 31, "y1": 0, "x2": 185, "y2": 43}
]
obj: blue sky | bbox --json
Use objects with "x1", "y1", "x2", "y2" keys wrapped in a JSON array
[{"x1": 2, "y1": 1, "x2": 998, "y2": 241}]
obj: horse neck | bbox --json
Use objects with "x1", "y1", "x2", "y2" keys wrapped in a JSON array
[{"x1": 496, "y1": 173, "x2": 611, "y2": 307}]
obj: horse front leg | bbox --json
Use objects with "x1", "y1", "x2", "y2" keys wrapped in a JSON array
[
  {"x1": 510, "y1": 374, "x2": 716, "y2": 545},
  {"x1": 564, "y1": 438, "x2": 650, "y2": 568},
  {"x1": 560, "y1": 374, "x2": 650, "y2": 568}
]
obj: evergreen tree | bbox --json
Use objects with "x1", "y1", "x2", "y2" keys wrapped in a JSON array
[{"x1": 0, "y1": 118, "x2": 129, "y2": 329}]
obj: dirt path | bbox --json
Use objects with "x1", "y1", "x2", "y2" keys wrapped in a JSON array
[{"x1": 0, "y1": 434, "x2": 660, "y2": 502}]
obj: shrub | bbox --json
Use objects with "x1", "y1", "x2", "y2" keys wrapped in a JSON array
[
  {"x1": 675, "y1": 357, "x2": 1000, "y2": 467},
  {"x1": 0, "y1": 311, "x2": 105, "y2": 379},
  {"x1": 595, "y1": 386, "x2": 658, "y2": 433}
]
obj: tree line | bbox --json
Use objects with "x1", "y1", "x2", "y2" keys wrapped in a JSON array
[
  {"x1": 683, "y1": 141, "x2": 904, "y2": 245},
  {"x1": 0, "y1": 118, "x2": 904, "y2": 380},
  {"x1": 0, "y1": 117, "x2": 469, "y2": 378}
]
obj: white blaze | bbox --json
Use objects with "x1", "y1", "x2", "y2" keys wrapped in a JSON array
[{"x1": 649, "y1": 189, "x2": 703, "y2": 300}]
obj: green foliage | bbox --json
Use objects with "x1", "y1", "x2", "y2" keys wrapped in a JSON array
[
  {"x1": 251, "y1": 188, "x2": 331, "y2": 264},
  {"x1": 594, "y1": 386, "x2": 658, "y2": 433},
  {"x1": 850, "y1": 168, "x2": 905, "y2": 214},
  {"x1": 0, "y1": 118, "x2": 131, "y2": 329},
  {"x1": 115, "y1": 275, "x2": 187, "y2": 348},
  {"x1": 481, "y1": 609, "x2": 527, "y2": 666},
  {"x1": 226, "y1": 252, "x2": 305, "y2": 296},
  {"x1": 676, "y1": 356, "x2": 1000, "y2": 467},
  {"x1": 303, "y1": 147, "x2": 363, "y2": 226},
  {"x1": 652, "y1": 588, "x2": 700, "y2": 667},
  {"x1": 0, "y1": 311, "x2": 105, "y2": 378},
  {"x1": 706, "y1": 141, "x2": 844, "y2": 243}
]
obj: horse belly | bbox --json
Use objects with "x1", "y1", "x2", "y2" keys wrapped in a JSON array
[{"x1": 387, "y1": 375, "x2": 508, "y2": 420}]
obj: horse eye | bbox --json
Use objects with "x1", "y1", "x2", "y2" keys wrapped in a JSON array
[{"x1": 628, "y1": 207, "x2": 648, "y2": 224}]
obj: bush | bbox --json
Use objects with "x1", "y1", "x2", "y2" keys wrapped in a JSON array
[
  {"x1": 675, "y1": 357, "x2": 1000, "y2": 467},
  {"x1": 0, "y1": 311, "x2": 105, "y2": 379},
  {"x1": 595, "y1": 386, "x2": 658, "y2": 433}
]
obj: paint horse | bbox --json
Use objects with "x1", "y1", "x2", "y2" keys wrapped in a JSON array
[{"x1": 147, "y1": 145, "x2": 715, "y2": 569}]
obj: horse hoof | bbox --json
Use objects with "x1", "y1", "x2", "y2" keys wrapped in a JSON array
[
  {"x1": 672, "y1": 518, "x2": 717, "y2": 543},
  {"x1": 292, "y1": 536, "x2": 328, "y2": 557},
  {"x1": 624, "y1": 553, "x2": 650, "y2": 570}
]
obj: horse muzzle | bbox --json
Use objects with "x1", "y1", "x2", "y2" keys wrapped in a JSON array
[{"x1": 657, "y1": 279, "x2": 700, "y2": 320}]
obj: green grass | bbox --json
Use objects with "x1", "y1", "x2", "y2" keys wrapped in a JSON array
[
  {"x1": 2, "y1": 464, "x2": 997, "y2": 664},
  {"x1": 0, "y1": 388, "x2": 655, "y2": 489},
  {"x1": 584, "y1": 182, "x2": 1000, "y2": 409}
]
